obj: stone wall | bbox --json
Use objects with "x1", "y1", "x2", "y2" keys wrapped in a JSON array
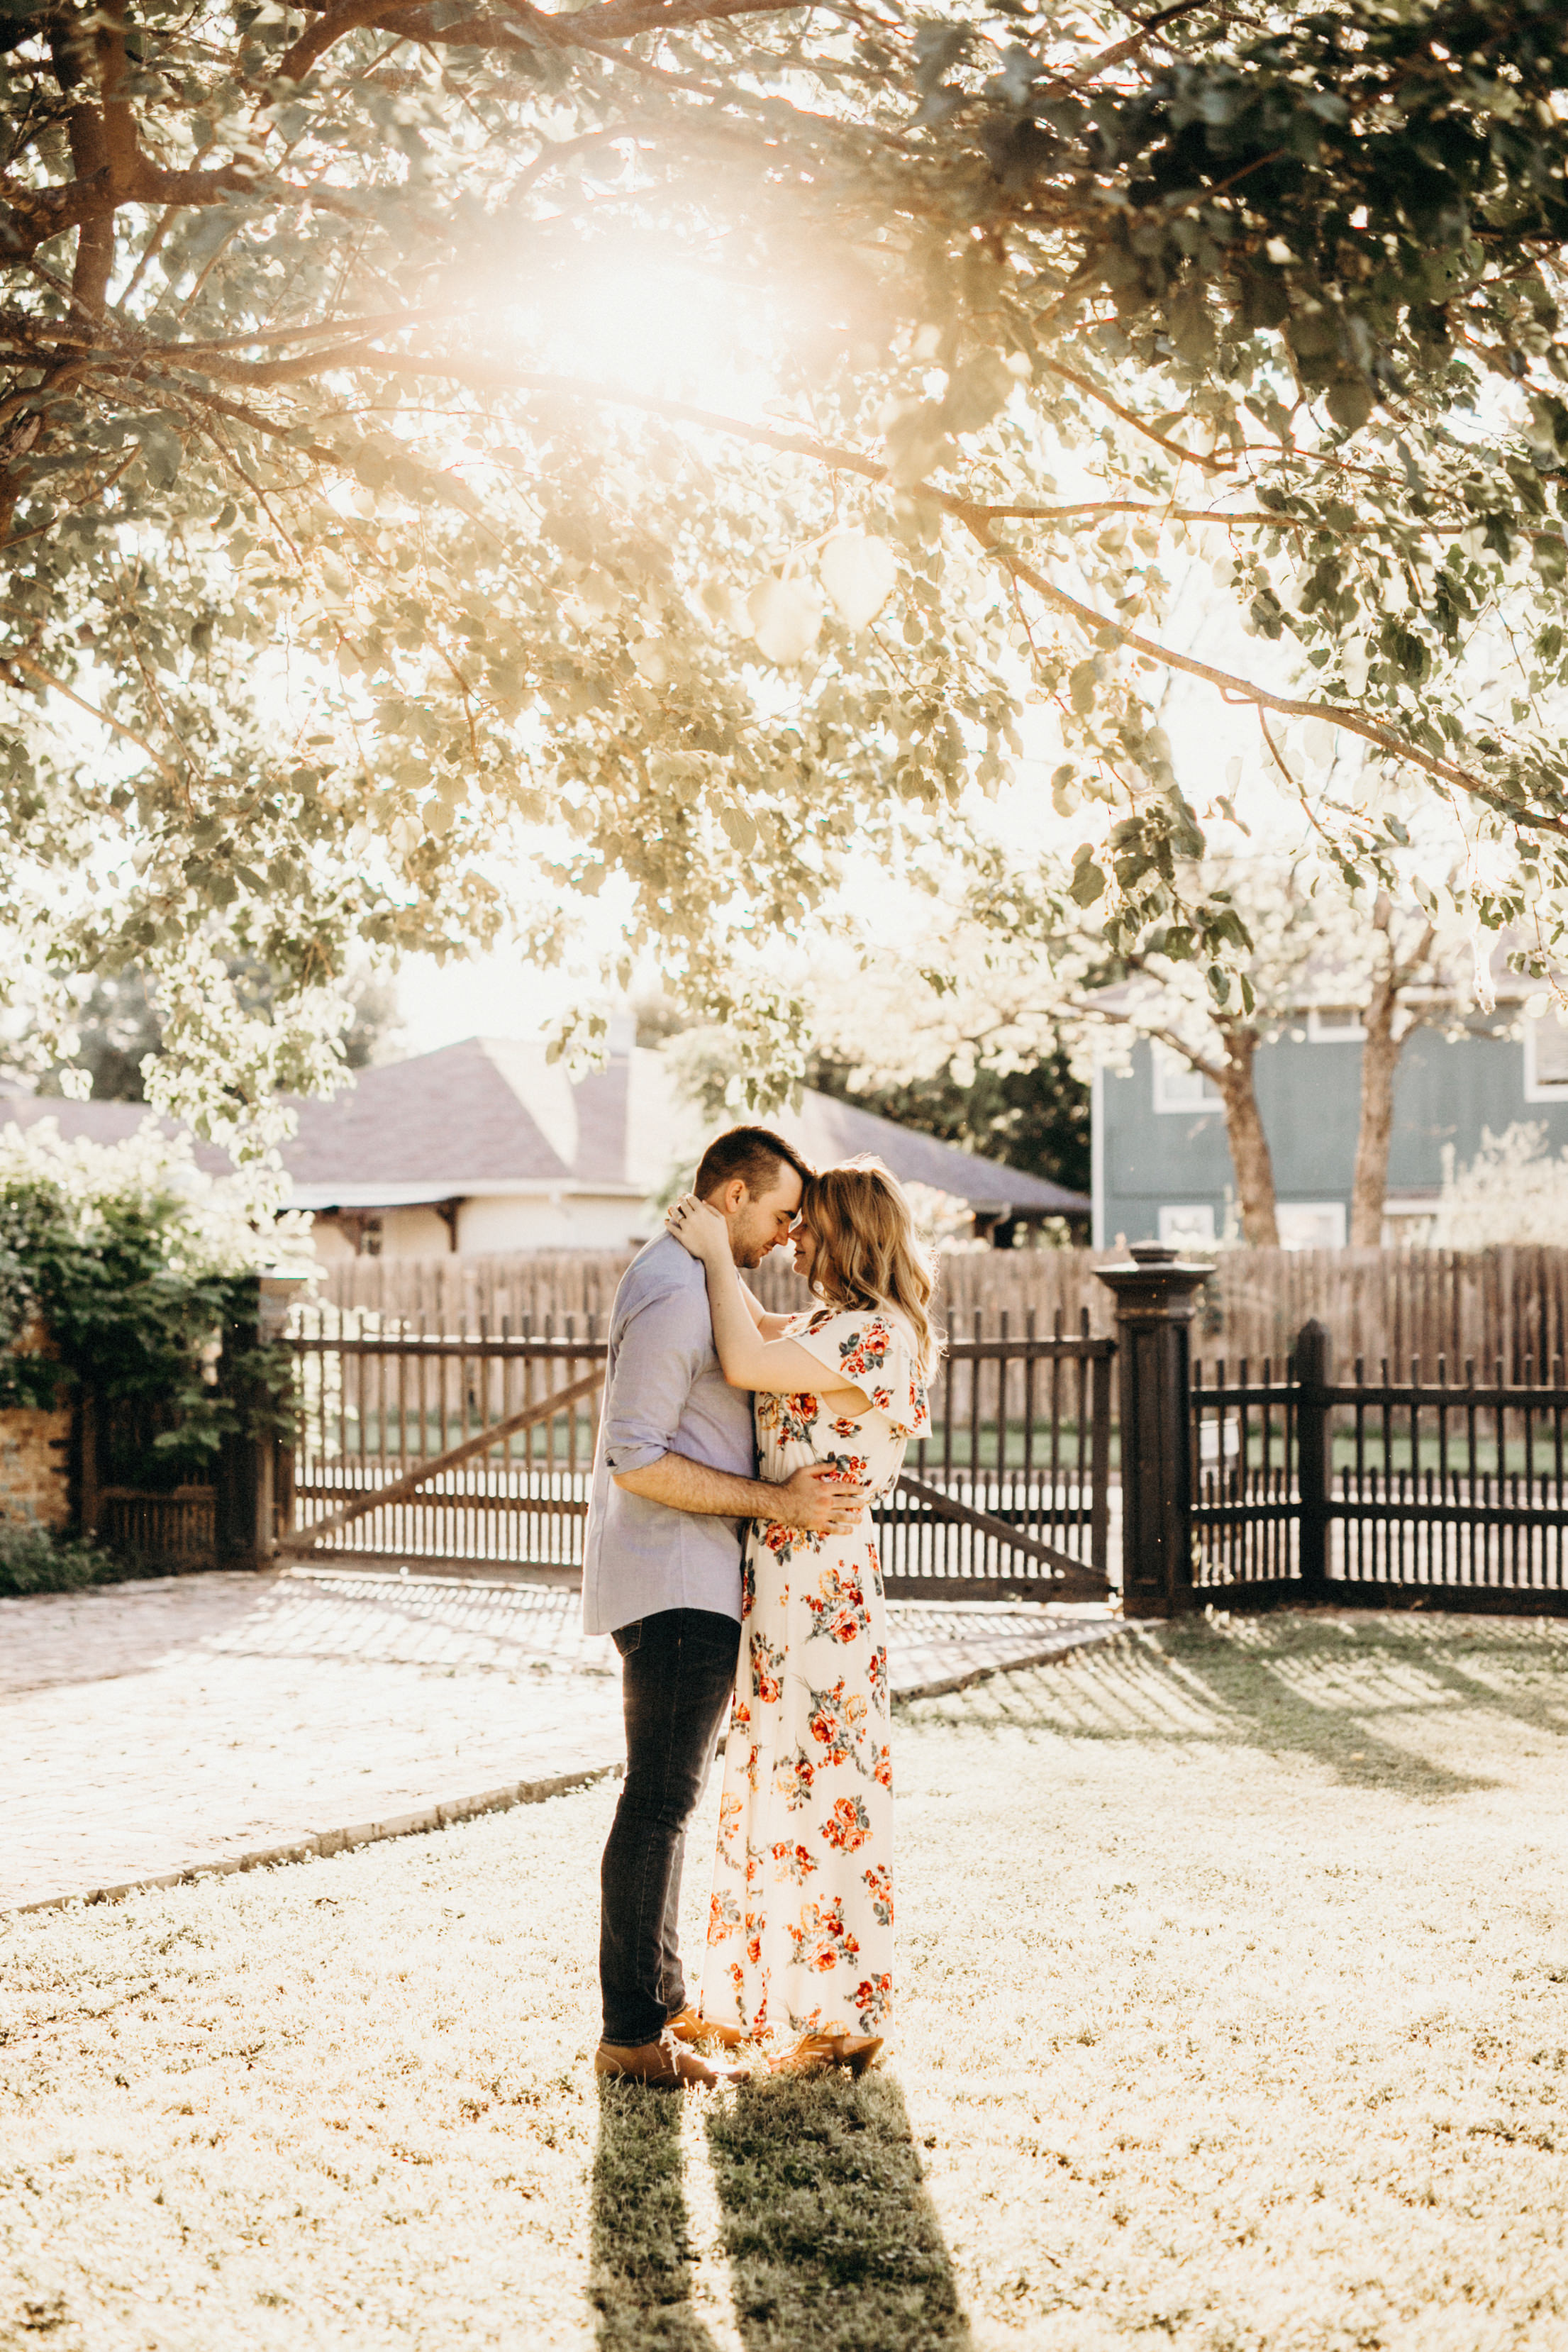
[{"x1": 0, "y1": 1404, "x2": 73, "y2": 1531}]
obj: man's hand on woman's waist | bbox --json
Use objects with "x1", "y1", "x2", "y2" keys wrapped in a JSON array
[{"x1": 612, "y1": 1453, "x2": 869, "y2": 1536}]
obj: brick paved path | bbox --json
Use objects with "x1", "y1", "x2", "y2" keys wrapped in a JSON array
[{"x1": 1, "y1": 1568, "x2": 1123, "y2": 1914}]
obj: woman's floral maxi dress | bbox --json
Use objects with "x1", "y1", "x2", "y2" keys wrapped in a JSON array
[{"x1": 697, "y1": 1307, "x2": 929, "y2": 2046}]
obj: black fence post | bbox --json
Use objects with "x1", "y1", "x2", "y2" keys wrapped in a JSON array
[
  {"x1": 213, "y1": 1274, "x2": 305, "y2": 1571},
  {"x1": 1294, "y1": 1318, "x2": 1332, "y2": 1602},
  {"x1": 1094, "y1": 1243, "x2": 1212, "y2": 1619}
]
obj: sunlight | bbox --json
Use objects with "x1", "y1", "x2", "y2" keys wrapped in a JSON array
[{"x1": 541, "y1": 249, "x2": 772, "y2": 409}]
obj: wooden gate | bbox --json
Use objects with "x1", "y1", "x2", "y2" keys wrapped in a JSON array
[
  {"x1": 284, "y1": 1311, "x2": 607, "y2": 1577},
  {"x1": 282, "y1": 1304, "x2": 1116, "y2": 1600}
]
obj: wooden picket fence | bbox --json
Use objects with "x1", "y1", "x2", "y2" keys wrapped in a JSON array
[{"x1": 318, "y1": 1244, "x2": 1568, "y2": 1386}]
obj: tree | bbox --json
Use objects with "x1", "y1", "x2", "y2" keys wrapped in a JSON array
[
  {"x1": 1000, "y1": 845, "x2": 1479, "y2": 1246},
  {"x1": 807, "y1": 1045, "x2": 1090, "y2": 1201},
  {"x1": 33, "y1": 961, "x2": 400, "y2": 1099},
  {"x1": 1430, "y1": 1121, "x2": 1568, "y2": 1249},
  {"x1": 5, "y1": 0, "x2": 1568, "y2": 1153},
  {"x1": 808, "y1": 830, "x2": 1473, "y2": 1246}
]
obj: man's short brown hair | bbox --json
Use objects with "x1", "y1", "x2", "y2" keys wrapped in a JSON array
[{"x1": 694, "y1": 1124, "x2": 813, "y2": 1203}]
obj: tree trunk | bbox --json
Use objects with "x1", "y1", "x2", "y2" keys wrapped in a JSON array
[
  {"x1": 1216, "y1": 1025, "x2": 1280, "y2": 1247},
  {"x1": 1350, "y1": 975, "x2": 1401, "y2": 1248},
  {"x1": 1349, "y1": 906, "x2": 1433, "y2": 1247}
]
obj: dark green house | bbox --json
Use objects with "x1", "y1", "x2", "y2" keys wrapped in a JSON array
[{"x1": 1092, "y1": 1007, "x2": 1568, "y2": 1250}]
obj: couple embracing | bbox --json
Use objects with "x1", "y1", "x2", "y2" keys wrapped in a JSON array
[{"x1": 582, "y1": 1124, "x2": 941, "y2": 2087}]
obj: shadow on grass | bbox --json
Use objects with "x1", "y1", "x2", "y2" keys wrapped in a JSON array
[
  {"x1": 589, "y1": 2080, "x2": 720, "y2": 2352},
  {"x1": 705, "y1": 2071, "x2": 970, "y2": 2352},
  {"x1": 1340, "y1": 1614, "x2": 1568, "y2": 1744},
  {"x1": 902, "y1": 1612, "x2": 1568, "y2": 1798}
]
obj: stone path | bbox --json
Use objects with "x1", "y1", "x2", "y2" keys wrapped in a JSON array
[{"x1": 0, "y1": 1568, "x2": 1126, "y2": 1915}]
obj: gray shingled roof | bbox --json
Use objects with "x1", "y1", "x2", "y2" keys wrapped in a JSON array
[
  {"x1": 0, "y1": 1038, "x2": 1092, "y2": 1219},
  {"x1": 286, "y1": 1039, "x2": 585, "y2": 1189},
  {"x1": 284, "y1": 1040, "x2": 1090, "y2": 1216},
  {"x1": 778, "y1": 1090, "x2": 1089, "y2": 1216}
]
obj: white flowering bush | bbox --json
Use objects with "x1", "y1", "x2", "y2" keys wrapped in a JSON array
[{"x1": 1430, "y1": 1123, "x2": 1568, "y2": 1249}]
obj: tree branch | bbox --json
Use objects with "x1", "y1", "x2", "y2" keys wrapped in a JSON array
[
  {"x1": 961, "y1": 517, "x2": 1568, "y2": 840},
  {"x1": 9, "y1": 650, "x2": 189, "y2": 788},
  {"x1": 1033, "y1": 356, "x2": 1235, "y2": 477},
  {"x1": 277, "y1": 0, "x2": 791, "y2": 75},
  {"x1": 1066, "y1": 992, "x2": 1229, "y2": 1087}
]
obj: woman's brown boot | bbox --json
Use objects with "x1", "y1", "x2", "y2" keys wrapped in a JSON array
[{"x1": 767, "y1": 2031, "x2": 884, "y2": 2080}]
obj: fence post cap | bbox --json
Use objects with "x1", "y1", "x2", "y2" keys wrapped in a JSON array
[{"x1": 1094, "y1": 1248, "x2": 1213, "y2": 1314}]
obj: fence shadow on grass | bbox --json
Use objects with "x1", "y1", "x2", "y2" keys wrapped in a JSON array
[
  {"x1": 589, "y1": 2080, "x2": 721, "y2": 2352},
  {"x1": 704, "y1": 2070, "x2": 970, "y2": 2352},
  {"x1": 911, "y1": 1615, "x2": 1555, "y2": 1799},
  {"x1": 1339, "y1": 1616, "x2": 1568, "y2": 1746}
]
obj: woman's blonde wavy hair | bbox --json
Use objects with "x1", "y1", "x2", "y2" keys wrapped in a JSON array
[{"x1": 799, "y1": 1156, "x2": 943, "y2": 1377}]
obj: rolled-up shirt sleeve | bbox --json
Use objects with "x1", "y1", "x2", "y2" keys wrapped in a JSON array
[{"x1": 602, "y1": 1282, "x2": 712, "y2": 1476}]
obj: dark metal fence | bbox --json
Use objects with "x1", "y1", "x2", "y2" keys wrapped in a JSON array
[
  {"x1": 1191, "y1": 1319, "x2": 1568, "y2": 1612},
  {"x1": 878, "y1": 1312, "x2": 1113, "y2": 1601}
]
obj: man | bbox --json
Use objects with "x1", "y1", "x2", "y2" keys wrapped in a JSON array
[{"x1": 584, "y1": 1124, "x2": 867, "y2": 2089}]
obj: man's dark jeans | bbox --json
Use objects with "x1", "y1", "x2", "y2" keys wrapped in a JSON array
[{"x1": 599, "y1": 1607, "x2": 742, "y2": 2048}]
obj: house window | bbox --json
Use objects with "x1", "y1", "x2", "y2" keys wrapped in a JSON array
[
  {"x1": 1524, "y1": 1012, "x2": 1568, "y2": 1101},
  {"x1": 1158, "y1": 1204, "x2": 1216, "y2": 1250},
  {"x1": 1306, "y1": 1006, "x2": 1366, "y2": 1043},
  {"x1": 1276, "y1": 1202, "x2": 1347, "y2": 1251},
  {"x1": 1152, "y1": 1043, "x2": 1222, "y2": 1114}
]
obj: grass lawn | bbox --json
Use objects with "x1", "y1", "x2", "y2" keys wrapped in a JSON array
[{"x1": 4, "y1": 1609, "x2": 1568, "y2": 2351}]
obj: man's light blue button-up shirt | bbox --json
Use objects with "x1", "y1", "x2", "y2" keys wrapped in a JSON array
[{"x1": 581, "y1": 1234, "x2": 757, "y2": 1637}]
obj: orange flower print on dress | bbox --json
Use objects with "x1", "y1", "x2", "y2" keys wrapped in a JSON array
[
  {"x1": 853, "y1": 1973, "x2": 892, "y2": 2031},
  {"x1": 696, "y1": 1300, "x2": 915, "y2": 2048},
  {"x1": 862, "y1": 1865, "x2": 893, "y2": 1927},
  {"x1": 760, "y1": 1517, "x2": 821, "y2": 1568},
  {"x1": 806, "y1": 1677, "x2": 869, "y2": 1770},
  {"x1": 771, "y1": 1841, "x2": 817, "y2": 1884},
  {"x1": 749, "y1": 1631, "x2": 786, "y2": 1704},
  {"x1": 757, "y1": 1391, "x2": 821, "y2": 1447},
  {"x1": 717, "y1": 1793, "x2": 743, "y2": 1858},
  {"x1": 787, "y1": 1897, "x2": 860, "y2": 1976},
  {"x1": 775, "y1": 1751, "x2": 815, "y2": 1811},
  {"x1": 708, "y1": 1890, "x2": 740, "y2": 1945},
  {"x1": 804, "y1": 1564, "x2": 872, "y2": 1650},
  {"x1": 822, "y1": 1795, "x2": 872, "y2": 1853}
]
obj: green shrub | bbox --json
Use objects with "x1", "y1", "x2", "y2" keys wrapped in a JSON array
[
  {"x1": 0, "y1": 1515, "x2": 135, "y2": 1597},
  {"x1": 0, "y1": 1119, "x2": 301, "y2": 1482}
]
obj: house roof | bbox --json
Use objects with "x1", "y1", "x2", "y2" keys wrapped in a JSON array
[
  {"x1": 770, "y1": 1087, "x2": 1089, "y2": 1216},
  {"x1": 0, "y1": 1038, "x2": 1092, "y2": 1221},
  {"x1": 282, "y1": 1038, "x2": 643, "y2": 1199},
  {"x1": 285, "y1": 1038, "x2": 1090, "y2": 1219}
]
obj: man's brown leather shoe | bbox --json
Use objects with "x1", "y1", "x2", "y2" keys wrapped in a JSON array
[
  {"x1": 594, "y1": 2029, "x2": 743, "y2": 2089},
  {"x1": 666, "y1": 2004, "x2": 748, "y2": 2052}
]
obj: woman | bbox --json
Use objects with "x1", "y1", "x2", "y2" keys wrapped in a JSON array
[{"x1": 665, "y1": 1155, "x2": 939, "y2": 2078}]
